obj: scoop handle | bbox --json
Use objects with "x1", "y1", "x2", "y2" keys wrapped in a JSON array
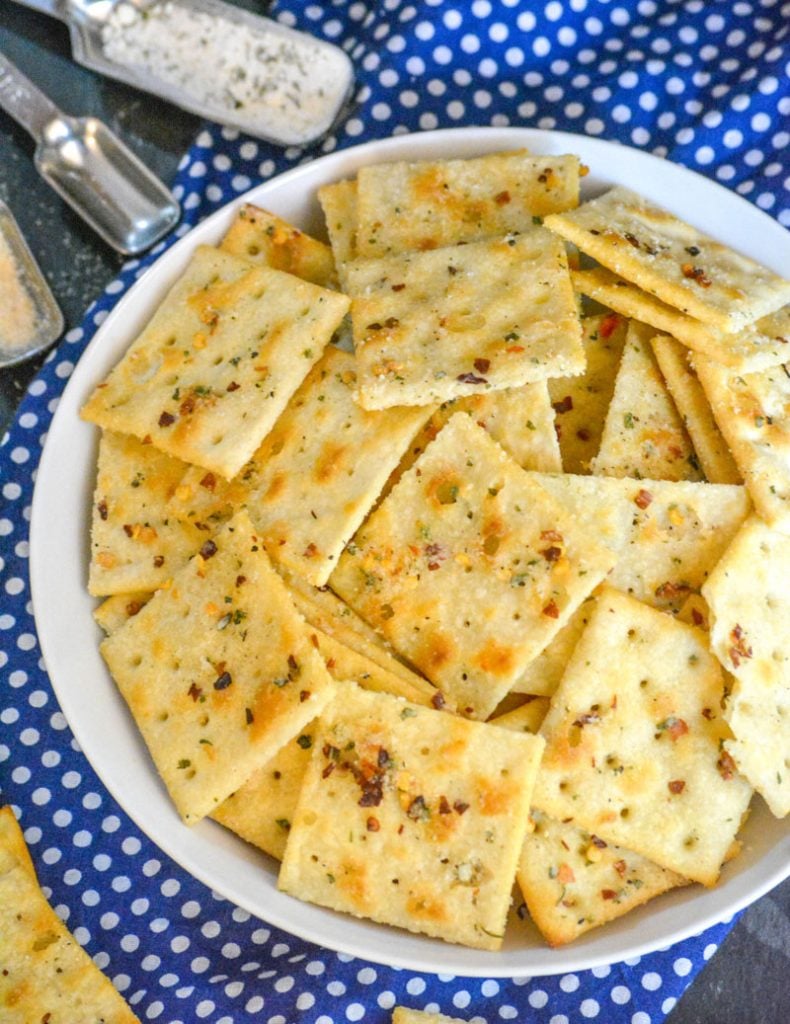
[
  {"x1": 0, "y1": 51, "x2": 63, "y2": 141},
  {"x1": 8, "y1": 0, "x2": 66, "y2": 19}
]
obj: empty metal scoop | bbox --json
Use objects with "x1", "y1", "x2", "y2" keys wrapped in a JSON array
[{"x1": 0, "y1": 51, "x2": 180, "y2": 254}]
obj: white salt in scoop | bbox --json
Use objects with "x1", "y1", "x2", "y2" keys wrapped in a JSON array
[{"x1": 11, "y1": 0, "x2": 355, "y2": 147}]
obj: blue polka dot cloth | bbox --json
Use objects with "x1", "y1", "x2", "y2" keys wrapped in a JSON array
[{"x1": 1, "y1": 1, "x2": 788, "y2": 1022}]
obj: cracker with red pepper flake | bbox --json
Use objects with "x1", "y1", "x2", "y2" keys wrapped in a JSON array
[
  {"x1": 354, "y1": 151, "x2": 581, "y2": 259},
  {"x1": 702, "y1": 516, "x2": 790, "y2": 818},
  {"x1": 330, "y1": 414, "x2": 615, "y2": 720},
  {"x1": 81, "y1": 245, "x2": 349, "y2": 479},
  {"x1": 510, "y1": 594, "x2": 597, "y2": 698},
  {"x1": 88, "y1": 431, "x2": 207, "y2": 596},
  {"x1": 0, "y1": 807, "x2": 141, "y2": 1024},
  {"x1": 572, "y1": 266, "x2": 790, "y2": 374},
  {"x1": 100, "y1": 510, "x2": 335, "y2": 824},
  {"x1": 548, "y1": 313, "x2": 630, "y2": 474},
  {"x1": 346, "y1": 230, "x2": 583, "y2": 410},
  {"x1": 93, "y1": 589, "x2": 152, "y2": 635},
  {"x1": 546, "y1": 187, "x2": 790, "y2": 335},
  {"x1": 220, "y1": 203, "x2": 337, "y2": 288},
  {"x1": 591, "y1": 322, "x2": 703, "y2": 482},
  {"x1": 693, "y1": 355, "x2": 790, "y2": 534},
  {"x1": 651, "y1": 336, "x2": 741, "y2": 485},
  {"x1": 532, "y1": 587, "x2": 752, "y2": 886},
  {"x1": 278, "y1": 682, "x2": 544, "y2": 951},
  {"x1": 513, "y1": 809, "x2": 687, "y2": 947}
]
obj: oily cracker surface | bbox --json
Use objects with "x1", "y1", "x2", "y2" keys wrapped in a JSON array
[
  {"x1": 573, "y1": 266, "x2": 790, "y2": 373},
  {"x1": 355, "y1": 151, "x2": 580, "y2": 258},
  {"x1": 546, "y1": 186, "x2": 790, "y2": 333},
  {"x1": 0, "y1": 810, "x2": 140, "y2": 1024},
  {"x1": 330, "y1": 414, "x2": 615, "y2": 720},
  {"x1": 532, "y1": 472, "x2": 751, "y2": 612},
  {"x1": 100, "y1": 511, "x2": 334, "y2": 824},
  {"x1": 348, "y1": 230, "x2": 583, "y2": 410},
  {"x1": 549, "y1": 312, "x2": 629, "y2": 474},
  {"x1": 694, "y1": 355, "x2": 790, "y2": 534},
  {"x1": 81, "y1": 245, "x2": 349, "y2": 479},
  {"x1": 220, "y1": 203, "x2": 336, "y2": 286},
  {"x1": 515, "y1": 809, "x2": 686, "y2": 947},
  {"x1": 532, "y1": 588, "x2": 753, "y2": 885},
  {"x1": 651, "y1": 336, "x2": 741, "y2": 484},
  {"x1": 591, "y1": 322, "x2": 702, "y2": 482},
  {"x1": 702, "y1": 516, "x2": 790, "y2": 817},
  {"x1": 88, "y1": 431, "x2": 204, "y2": 596},
  {"x1": 278, "y1": 682, "x2": 545, "y2": 950}
]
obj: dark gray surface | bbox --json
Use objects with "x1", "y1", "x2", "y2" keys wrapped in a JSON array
[{"x1": 0, "y1": 5, "x2": 787, "y2": 1022}]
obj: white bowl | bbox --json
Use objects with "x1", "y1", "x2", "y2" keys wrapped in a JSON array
[{"x1": 30, "y1": 127, "x2": 790, "y2": 978}]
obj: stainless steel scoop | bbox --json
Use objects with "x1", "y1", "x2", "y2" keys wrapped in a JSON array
[{"x1": 0, "y1": 51, "x2": 180, "y2": 254}]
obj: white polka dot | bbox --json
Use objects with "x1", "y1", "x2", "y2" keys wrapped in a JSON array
[
  {"x1": 481, "y1": 979, "x2": 500, "y2": 997},
  {"x1": 346, "y1": 1005, "x2": 365, "y2": 1022},
  {"x1": 581, "y1": 1000, "x2": 600, "y2": 1018},
  {"x1": 377, "y1": 992, "x2": 396, "y2": 1009},
  {"x1": 674, "y1": 956, "x2": 693, "y2": 977},
  {"x1": 453, "y1": 990, "x2": 471, "y2": 1009},
  {"x1": 560, "y1": 974, "x2": 580, "y2": 993},
  {"x1": 529, "y1": 989, "x2": 548, "y2": 1008},
  {"x1": 631, "y1": 1013, "x2": 651, "y2": 1024},
  {"x1": 533, "y1": 36, "x2": 551, "y2": 57},
  {"x1": 498, "y1": 1008, "x2": 518, "y2": 1021}
]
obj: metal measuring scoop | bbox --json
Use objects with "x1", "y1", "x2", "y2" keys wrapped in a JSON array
[{"x1": 0, "y1": 50, "x2": 180, "y2": 255}]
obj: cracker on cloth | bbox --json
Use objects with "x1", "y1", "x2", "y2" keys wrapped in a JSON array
[
  {"x1": 0, "y1": 807, "x2": 141, "y2": 1024},
  {"x1": 693, "y1": 355, "x2": 790, "y2": 534},
  {"x1": 355, "y1": 151, "x2": 581, "y2": 258},
  {"x1": 651, "y1": 336, "x2": 741, "y2": 485},
  {"x1": 515, "y1": 809, "x2": 686, "y2": 947},
  {"x1": 81, "y1": 245, "x2": 349, "y2": 479},
  {"x1": 278, "y1": 682, "x2": 544, "y2": 950},
  {"x1": 347, "y1": 230, "x2": 583, "y2": 410},
  {"x1": 545, "y1": 186, "x2": 790, "y2": 333},
  {"x1": 330, "y1": 414, "x2": 615, "y2": 720},
  {"x1": 548, "y1": 312, "x2": 629, "y2": 474},
  {"x1": 573, "y1": 266, "x2": 790, "y2": 373},
  {"x1": 532, "y1": 472, "x2": 751, "y2": 612},
  {"x1": 591, "y1": 322, "x2": 703, "y2": 482},
  {"x1": 220, "y1": 203, "x2": 337, "y2": 287},
  {"x1": 88, "y1": 431, "x2": 205, "y2": 596},
  {"x1": 100, "y1": 510, "x2": 335, "y2": 823},
  {"x1": 532, "y1": 588, "x2": 753, "y2": 886},
  {"x1": 702, "y1": 516, "x2": 790, "y2": 817}
]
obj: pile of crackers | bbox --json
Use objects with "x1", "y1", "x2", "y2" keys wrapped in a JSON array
[{"x1": 80, "y1": 149, "x2": 789, "y2": 952}]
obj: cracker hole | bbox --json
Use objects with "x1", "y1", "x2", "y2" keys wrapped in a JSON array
[
  {"x1": 130, "y1": 655, "x2": 142, "y2": 668},
  {"x1": 247, "y1": 245, "x2": 260, "y2": 256},
  {"x1": 186, "y1": 769, "x2": 196, "y2": 780},
  {"x1": 158, "y1": 712, "x2": 169, "y2": 723},
  {"x1": 303, "y1": 811, "x2": 318, "y2": 826},
  {"x1": 212, "y1": 435, "x2": 225, "y2": 446},
  {"x1": 199, "y1": 714, "x2": 210, "y2": 727},
  {"x1": 483, "y1": 534, "x2": 501, "y2": 556},
  {"x1": 620, "y1": 807, "x2": 630, "y2": 819}
]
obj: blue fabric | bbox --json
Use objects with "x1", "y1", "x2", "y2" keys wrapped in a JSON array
[{"x1": 1, "y1": 2, "x2": 787, "y2": 1021}]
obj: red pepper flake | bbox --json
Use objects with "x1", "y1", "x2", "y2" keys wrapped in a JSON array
[
  {"x1": 701, "y1": 707, "x2": 714, "y2": 720},
  {"x1": 717, "y1": 750, "x2": 737, "y2": 781},
  {"x1": 692, "y1": 609, "x2": 705, "y2": 627},
  {"x1": 245, "y1": 707, "x2": 254, "y2": 725},
  {"x1": 179, "y1": 394, "x2": 196, "y2": 416},
  {"x1": 153, "y1": 554, "x2": 165, "y2": 567},
  {"x1": 226, "y1": 381, "x2": 240, "y2": 392},
  {"x1": 590, "y1": 835, "x2": 607, "y2": 849},
  {"x1": 97, "y1": 499, "x2": 108, "y2": 521},
  {"x1": 366, "y1": 816, "x2": 380, "y2": 832},
  {"x1": 125, "y1": 599, "x2": 144, "y2": 617},
  {"x1": 576, "y1": 427, "x2": 590, "y2": 441},
  {"x1": 235, "y1": 574, "x2": 247, "y2": 587},
  {"x1": 681, "y1": 263, "x2": 712, "y2": 287},
  {"x1": 406, "y1": 795, "x2": 430, "y2": 821},
  {"x1": 634, "y1": 488, "x2": 654, "y2": 509},
  {"x1": 303, "y1": 542, "x2": 318, "y2": 558},
  {"x1": 123, "y1": 524, "x2": 134, "y2": 537},
  {"x1": 457, "y1": 372, "x2": 488, "y2": 385},
  {"x1": 438, "y1": 795, "x2": 452, "y2": 814},
  {"x1": 613, "y1": 859, "x2": 627, "y2": 877},
  {"x1": 384, "y1": 316, "x2": 400, "y2": 329},
  {"x1": 494, "y1": 190, "x2": 511, "y2": 205},
  {"x1": 322, "y1": 762, "x2": 335, "y2": 779},
  {"x1": 668, "y1": 779, "x2": 686, "y2": 794},
  {"x1": 553, "y1": 395, "x2": 574, "y2": 414},
  {"x1": 300, "y1": 690, "x2": 311, "y2": 702},
  {"x1": 658, "y1": 716, "x2": 689, "y2": 741},
  {"x1": 391, "y1": 283, "x2": 406, "y2": 291},
  {"x1": 200, "y1": 472, "x2": 217, "y2": 491},
  {"x1": 599, "y1": 313, "x2": 621, "y2": 338},
  {"x1": 728, "y1": 624, "x2": 753, "y2": 667},
  {"x1": 655, "y1": 581, "x2": 691, "y2": 600},
  {"x1": 453, "y1": 800, "x2": 470, "y2": 815},
  {"x1": 557, "y1": 862, "x2": 575, "y2": 884},
  {"x1": 431, "y1": 692, "x2": 446, "y2": 710},
  {"x1": 214, "y1": 671, "x2": 232, "y2": 691},
  {"x1": 188, "y1": 682, "x2": 202, "y2": 702},
  {"x1": 541, "y1": 545, "x2": 562, "y2": 562},
  {"x1": 199, "y1": 540, "x2": 218, "y2": 560},
  {"x1": 474, "y1": 357, "x2": 491, "y2": 374},
  {"x1": 542, "y1": 600, "x2": 560, "y2": 619},
  {"x1": 506, "y1": 344, "x2": 525, "y2": 353},
  {"x1": 601, "y1": 888, "x2": 618, "y2": 900},
  {"x1": 158, "y1": 411, "x2": 176, "y2": 427}
]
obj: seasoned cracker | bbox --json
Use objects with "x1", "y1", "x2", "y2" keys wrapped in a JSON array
[
  {"x1": 318, "y1": 178, "x2": 358, "y2": 290},
  {"x1": 348, "y1": 230, "x2": 583, "y2": 410},
  {"x1": 355, "y1": 151, "x2": 581, "y2": 257},
  {"x1": 93, "y1": 590, "x2": 152, "y2": 635},
  {"x1": 693, "y1": 355, "x2": 790, "y2": 533},
  {"x1": 573, "y1": 266, "x2": 790, "y2": 373},
  {"x1": 100, "y1": 511, "x2": 335, "y2": 823},
  {"x1": 546, "y1": 187, "x2": 790, "y2": 333},
  {"x1": 702, "y1": 516, "x2": 790, "y2": 817},
  {"x1": 533, "y1": 588, "x2": 753, "y2": 885},
  {"x1": 330, "y1": 414, "x2": 615, "y2": 719},
  {"x1": 510, "y1": 596, "x2": 596, "y2": 697},
  {"x1": 651, "y1": 336, "x2": 741, "y2": 484},
  {"x1": 81, "y1": 245, "x2": 349, "y2": 479},
  {"x1": 88, "y1": 431, "x2": 204, "y2": 596},
  {"x1": 0, "y1": 808, "x2": 140, "y2": 1024},
  {"x1": 591, "y1": 322, "x2": 703, "y2": 482},
  {"x1": 549, "y1": 312, "x2": 629, "y2": 473},
  {"x1": 490, "y1": 695, "x2": 550, "y2": 734},
  {"x1": 220, "y1": 203, "x2": 336, "y2": 287},
  {"x1": 278, "y1": 682, "x2": 544, "y2": 950}
]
